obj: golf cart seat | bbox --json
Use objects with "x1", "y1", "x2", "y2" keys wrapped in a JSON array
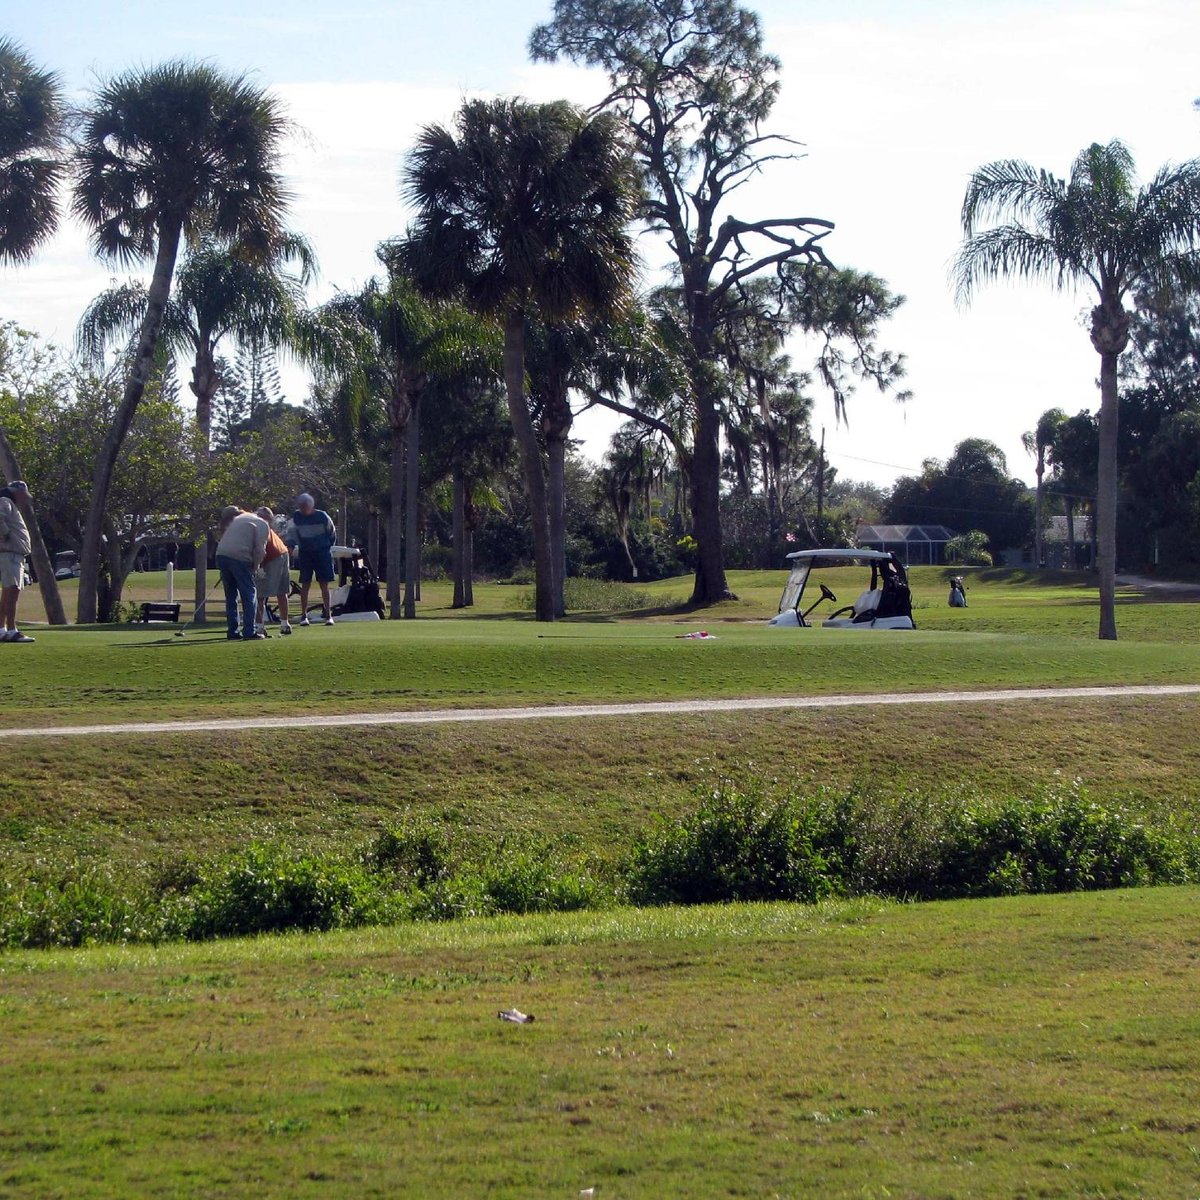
[{"x1": 826, "y1": 587, "x2": 881, "y2": 622}]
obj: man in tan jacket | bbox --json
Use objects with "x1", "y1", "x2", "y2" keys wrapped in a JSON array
[{"x1": 0, "y1": 481, "x2": 34, "y2": 644}]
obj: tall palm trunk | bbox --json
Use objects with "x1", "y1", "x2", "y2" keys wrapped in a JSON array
[
  {"x1": 403, "y1": 399, "x2": 421, "y2": 619},
  {"x1": 367, "y1": 509, "x2": 381, "y2": 576},
  {"x1": 1065, "y1": 499, "x2": 1076, "y2": 570},
  {"x1": 191, "y1": 337, "x2": 218, "y2": 626},
  {"x1": 504, "y1": 311, "x2": 554, "y2": 622},
  {"x1": 452, "y1": 468, "x2": 467, "y2": 609},
  {"x1": 1033, "y1": 451, "x2": 1045, "y2": 568},
  {"x1": 387, "y1": 423, "x2": 405, "y2": 618},
  {"x1": 547, "y1": 435, "x2": 567, "y2": 616},
  {"x1": 1095, "y1": 350, "x2": 1120, "y2": 640},
  {"x1": 0, "y1": 427, "x2": 67, "y2": 624},
  {"x1": 543, "y1": 385, "x2": 571, "y2": 619},
  {"x1": 78, "y1": 218, "x2": 182, "y2": 623},
  {"x1": 1090, "y1": 299, "x2": 1129, "y2": 642}
]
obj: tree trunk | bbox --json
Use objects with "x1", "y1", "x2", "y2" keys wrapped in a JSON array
[
  {"x1": 452, "y1": 468, "x2": 467, "y2": 609},
  {"x1": 78, "y1": 218, "x2": 182, "y2": 623},
  {"x1": 387, "y1": 423, "x2": 405, "y2": 618},
  {"x1": 689, "y1": 389, "x2": 733, "y2": 605},
  {"x1": 368, "y1": 509, "x2": 381, "y2": 575},
  {"x1": 191, "y1": 338, "x2": 218, "y2": 627},
  {"x1": 0, "y1": 426, "x2": 67, "y2": 624},
  {"x1": 403, "y1": 400, "x2": 421, "y2": 619},
  {"x1": 503, "y1": 311, "x2": 555, "y2": 622},
  {"x1": 1095, "y1": 349, "x2": 1119, "y2": 640},
  {"x1": 685, "y1": 292, "x2": 733, "y2": 605},
  {"x1": 547, "y1": 430, "x2": 568, "y2": 618},
  {"x1": 1065, "y1": 500, "x2": 1076, "y2": 570},
  {"x1": 1090, "y1": 298, "x2": 1129, "y2": 642},
  {"x1": 463, "y1": 528, "x2": 474, "y2": 607},
  {"x1": 1033, "y1": 453, "x2": 1045, "y2": 568}
]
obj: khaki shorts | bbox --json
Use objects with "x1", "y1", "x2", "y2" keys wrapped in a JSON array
[
  {"x1": 0, "y1": 553, "x2": 24, "y2": 589},
  {"x1": 257, "y1": 555, "x2": 291, "y2": 598}
]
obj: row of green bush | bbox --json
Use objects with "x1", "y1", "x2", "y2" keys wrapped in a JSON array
[{"x1": 2, "y1": 781, "x2": 1197, "y2": 950}]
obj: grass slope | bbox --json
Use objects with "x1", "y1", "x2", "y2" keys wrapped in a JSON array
[
  {"x1": 2, "y1": 888, "x2": 1198, "y2": 1199},
  {"x1": 4, "y1": 699, "x2": 1200, "y2": 869}
]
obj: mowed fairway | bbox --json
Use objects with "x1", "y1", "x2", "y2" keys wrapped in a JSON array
[
  {"x1": 4, "y1": 568, "x2": 1200, "y2": 1198},
  {"x1": 2, "y1": 890, "x2": 1199, "y2": 1199},
  {"x1": 9, "y1": 568, "x2": 1200, "y2": 728}
]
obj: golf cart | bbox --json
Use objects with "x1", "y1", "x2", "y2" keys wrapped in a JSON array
[
  {"x1": 267, "y1": 545, "x2": 386, "y2": 624},
  {"x1": 321, "y1": 546, "x2": 386, "y2": 620},
  {"x1": 767, "y1": 548, "x2": 916, "y2": 630}
]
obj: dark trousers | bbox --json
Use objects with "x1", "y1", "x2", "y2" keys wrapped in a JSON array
[{"x1": 216, "y1": 554, "x2": 257, "y2": 638}]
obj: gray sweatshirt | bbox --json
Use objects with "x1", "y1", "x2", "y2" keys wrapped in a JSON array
[
  {"x1": 0, "y1": 497, "x2": 30, "y2": 557},
  {"x1": 215, "y1": 512, "x2": 269, "y2": 567}
]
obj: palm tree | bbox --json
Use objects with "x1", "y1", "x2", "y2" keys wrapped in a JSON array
[
  {"x1": 0, "y1": 39, "x2": 63, "y2": 265},
  {"x1": 310, "y1": 261, "x2": 493, "y2": 619},
  {"x1": 402, "y1": 97, "x2": 639, "y2": 622},
  {"x1": 71, "y1": 61, "x2": 290, "y2": 623},
  {"x1": 1021, "y1": 407, "x2": 1066, "y2": 568},
  {"x1": 0, "y1": 41, "x2": 67, "y2": 624},
  {"x1": 78, "y1": 233, "x2": 316, "y2": 621},
  {"x1": 955, "y1": 140, "x2": 1200, "y2": 639}
]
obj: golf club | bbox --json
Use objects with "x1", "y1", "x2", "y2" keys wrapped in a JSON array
[{"x1": 176, "y1": 581, "x2": 223, "y2": 637}]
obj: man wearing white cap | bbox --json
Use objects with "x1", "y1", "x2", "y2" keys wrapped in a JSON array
[
  {"x1": 287, "y1": 492, "x2": 337, "y2": 626},
  {"x1": 0, "y1": 481, "x2": 34, "y2": 643}
]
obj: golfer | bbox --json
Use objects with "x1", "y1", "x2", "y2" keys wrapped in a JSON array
[
  {"x1": 0, "y1": 480, "x2": 34, "y2": 643},
  {"x1": 215, "y1": 505, "x2": 268, "y2": 641},
  {"x1": 253, "y1": 507, "x2": 293, "y2": 637},
  {"x1": 288, "y1": 492, "x2": 337, "y2": 626}
]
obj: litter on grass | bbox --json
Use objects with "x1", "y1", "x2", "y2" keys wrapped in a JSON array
[
  {"x1": 498, "y1": 1007, "x2": 535, "y2": 1024},
  {"x1": 677, "y1": 630, "x2": 716, "y2": 639}
]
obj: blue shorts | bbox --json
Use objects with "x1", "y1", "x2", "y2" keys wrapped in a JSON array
[{"x1": 298, "y1": 546, "x2": 334, "y2": 584}]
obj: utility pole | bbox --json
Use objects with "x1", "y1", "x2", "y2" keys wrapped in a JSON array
[{"x1": 815, "y1": 426, "x2": 825, "y2": 541}]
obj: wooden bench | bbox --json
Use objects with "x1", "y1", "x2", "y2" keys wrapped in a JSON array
[{"x1": 139, "y1": 602, "x2": 182, "y2": 624}]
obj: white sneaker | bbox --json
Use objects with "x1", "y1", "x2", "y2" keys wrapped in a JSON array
[
  {"x1": 280, "y1": 622, "x2": 292, "y2": 635},
  {"x1": 5, "y1": 631, "x2": 33, "y2": 643},
  {"x1": 297, "y1": 616, "x2": 310, "y2": 627},
  {"x1": 324, "y1": 615, "x2": 335, "y2": 626}
]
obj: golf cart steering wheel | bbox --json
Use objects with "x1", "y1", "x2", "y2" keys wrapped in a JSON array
[{"x1": 819, "y1": 584, "x2": 837, "y2": 604}]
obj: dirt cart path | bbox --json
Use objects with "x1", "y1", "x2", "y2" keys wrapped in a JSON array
[{"x1": 2, "y1": 683, "x2": 1199, "y2": 740}]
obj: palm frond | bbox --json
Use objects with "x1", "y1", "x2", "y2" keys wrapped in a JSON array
[
  {"x1": 71, "y1": 60, "x2": 291, "y2": 267},
  {"x1": 952, "y1": 225, "x2": 1082, "y2": 303},
  {"x1": 960, "y1": 158, "x2": 1066, "y2": 236},
  {"x1": 0, "y1": 39, "x2": 65, "y2": 263}
]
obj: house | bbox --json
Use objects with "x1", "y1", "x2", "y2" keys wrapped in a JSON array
[{"x1": 855, "y1": 523, "x2": 956, "y2": 565}]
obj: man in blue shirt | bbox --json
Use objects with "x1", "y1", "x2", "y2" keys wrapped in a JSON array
[{"x1": 287, "y1": 492, "x2": 337, "y2": 626}]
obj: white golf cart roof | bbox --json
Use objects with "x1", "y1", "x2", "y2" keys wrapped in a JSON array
[{"x1": 785, "y1": 548, "x2": 896, "y2": 562}]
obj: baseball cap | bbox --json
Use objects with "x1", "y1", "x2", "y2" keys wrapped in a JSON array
[{"x1": 5, "y1": 480, "x2": 29, "y2": 495}]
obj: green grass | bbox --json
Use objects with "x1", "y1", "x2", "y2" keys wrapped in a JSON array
[
  {"x1": 4, "y1": 700, "x2": 1200, "y2": 870},
  {"x1": 10, "y1": 566, "x2": 1199, "y2": 728},
  {"x1": 2, "y1": 887, "x2": 1198, "y2": 1198},
  {"x1": 6, "y1": 567, "x2": 1200, "y2": 1194}
]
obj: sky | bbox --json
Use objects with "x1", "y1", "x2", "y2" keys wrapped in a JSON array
[{"x1": 2, "y1": 0, "x2": 1198, "y2": 488}]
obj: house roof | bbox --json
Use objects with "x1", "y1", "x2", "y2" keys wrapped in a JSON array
[{"x1": 856, "y1": 524, "x2": 956, "y2": 544}]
